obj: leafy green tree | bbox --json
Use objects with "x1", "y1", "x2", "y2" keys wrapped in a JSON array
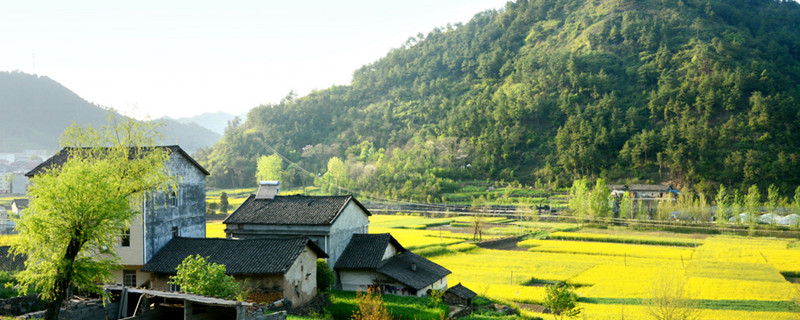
[
  {"x1": 255, "y1": 154, "x2": 284, "y2": 183},
  {"x1": 316, "y1": 259, "x2": 335, "y2": 292},
  {"x1": 619, "y1": 192, "x2": 633, "y2": 220},
  {"x1": 589, "y1": 179, "x2": 612, "y2": 220},
  {"x1": 322, "y1": 157, "x2": 347, "y2": 195},
  {"x1": 745, "y1": 185, "x2": 761, "y2": 231},
  {"x1": 765, "y1": 184, "x2": 783, "y2": 213},
  {"x1": 11, "y1": 115, "x2": 175, "y2": 320},
  {"x1": 715, "y1": 185, "x2": 729, "y2": 229},
  {"x1": 568, "y1": 179, "x2": 590, "y2": 220},
  {"x1": 543, "y1": 283, "x2": 581, "y2": 320},
  {"x1": 169, "y1": 254, "x2": 241, "y2": 300},
  {"x1": 220, "y1": 192, "x2": 229, "y2": 213},
  {"x1": 794, "y1": 186, "x2": 800, "y2": 215}
]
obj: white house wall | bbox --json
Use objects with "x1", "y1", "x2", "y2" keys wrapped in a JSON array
[
  {"x1": 328, "y1": 202, "x2": 370, "y2": 265},
  {"x1": 339, "y1": 270, "x2": 378, "y2": 292},
  {"x1": 281, "y1": 245, "x2": 319, "y2": 306}
]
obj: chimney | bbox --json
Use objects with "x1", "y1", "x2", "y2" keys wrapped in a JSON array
[
  {"x1": 411, "y1": 262, "x2": 417, "y2": 272},
  {"x1": 255, "y1": 181, "x2": 280, "y2": 200}
]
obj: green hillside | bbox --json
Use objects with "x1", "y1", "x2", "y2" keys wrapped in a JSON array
[
  {"x1": 196, "y1": 0, "x2": 800, "y2": 200},
  {"x1": 0, "y1": 71, "x2": 221, "y2": 153}
]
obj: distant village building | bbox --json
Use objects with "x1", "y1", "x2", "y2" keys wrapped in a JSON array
[
  {"x1": 26, "y1": 145, "x2": 209, "y2": 287},
  {"x1": 224, "y1": 181, "x2": 370, "y2": 266},
  {"x1": 607, "y1": 184, "x2": 679, "y2": 200},
  {"x1": 142, "y1": 237, "x2": 326, "y2": 306},
  {"x1": 334, "y1": 233, "x2": 451, "y2": 297}
]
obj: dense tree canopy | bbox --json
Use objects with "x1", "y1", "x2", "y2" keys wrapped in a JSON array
[{"x1": 197, "y1": 0, "x2": 800, "y2": 200}]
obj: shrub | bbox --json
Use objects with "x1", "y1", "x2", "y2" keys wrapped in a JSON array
[
  {"x1": 317, "y1": 259, "x2": 335, "y2": 292},
  {"x1": 170, "y1": 254, "x2": 241, "y2": 300}
]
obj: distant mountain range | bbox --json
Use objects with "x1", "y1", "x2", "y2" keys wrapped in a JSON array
[
  {"x1": 167, "y1": 111, "x2": 239, "y2": 135},
  {"x1": 0, "y1": 71, "x2": 221, "y2": 153}
]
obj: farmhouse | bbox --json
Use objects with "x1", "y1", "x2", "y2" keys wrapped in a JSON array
[
  {"x1": 224, "y1": 181, "x2": 370, "y2": 266},
  {"x1": 26, "y1": 145, "x2": 209, "y2": 287},
  {"x1": 627, "y1": 184, "x2": 679, "y2": 200},
  {"x1": 334, "y1": 233, "x2": 451, "y2": 297},
  {"x1": 141, "y1": 237, "x2": 326, "y2": 306}
]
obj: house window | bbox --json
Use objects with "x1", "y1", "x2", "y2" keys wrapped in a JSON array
[
  {"x1": 169, "y1": 282, "x2": 181, "y2": 292},
  {"x1": 172, "y1": 226, "x2": 179, "y2": 238},
  {"x1": 121, "y1": 228, "x2": 130, "y2": 247},
  {"x1": 123, "y1": 270, "x2": 137, "y2": 287},
  {"x1": 168, "y1": 190, "x2": 178, "y2": 207}
]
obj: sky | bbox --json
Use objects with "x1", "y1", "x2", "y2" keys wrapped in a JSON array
[{"x1": 0, "y1": 0, "x2": 508, "y2": 120}]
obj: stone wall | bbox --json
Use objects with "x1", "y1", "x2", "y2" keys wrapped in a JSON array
[
  {"x1": 0, "y1": 295, "x2": 45, "y2": 316},
  {"x1": 18, "y1": 300, "x2": 120, "y2": 320}
]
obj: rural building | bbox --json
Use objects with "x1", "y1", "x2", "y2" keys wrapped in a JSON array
[
  {"x1": 10, "y1": 198, "x2": 27, "y2": 215},
  {"x1": 26, "y1": 145, "x2": 209, "y2": 287},
  {"x1": 627, "y1": 184, "x2": 679, "y2": 200},
  {"x1": 445, "y1": 283, "x2": 477, "y2": 317},
  {"x1": 224, "y1": 181, "x2": 370, "y2": 266},
  {"x1": 141, "y1": 237, "x2": 326, "y2": 307},
  {"x1": 334, "y1": 233, "x2": 451, "y2": 297}
]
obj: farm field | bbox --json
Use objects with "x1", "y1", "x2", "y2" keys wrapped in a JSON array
[{"x1": 360, "y1": 214, "x2": 800, "y2": 319}]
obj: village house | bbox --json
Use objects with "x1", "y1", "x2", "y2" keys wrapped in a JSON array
[
  {"x1": 141, "y1": 237, "x2": 326, "y2": 307},
  {"x1": 334, "y1": 233, "x2": 451, "y2": 297},
  {"x1": 628, "y1": 184, "x2": 679, "y2": 200},
  {"x1": 223, "y1": 181, "x2": 370, "y2": 266},
  {"x1": 26, "y1": 145, "x2": 209, "y2": 287}
]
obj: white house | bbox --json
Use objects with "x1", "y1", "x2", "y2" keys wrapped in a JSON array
[{"x1": 334, "y1": 233, "x2": 451, "y2": 297}]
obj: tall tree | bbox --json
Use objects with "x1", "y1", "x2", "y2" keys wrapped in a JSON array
[
  {"x1": 715, "y1": 185, "x2": 729, "y2": 229},
  {"x1": 11, "y1": 114, "x2": 174, "y2": 320},
  {"x1": 255, "y1": 153, "x2": 284, "y2": 183}
]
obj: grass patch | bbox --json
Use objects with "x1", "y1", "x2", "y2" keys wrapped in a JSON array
[{"x1": 326, "y1": 290, "x2": 447, "y2": 320}]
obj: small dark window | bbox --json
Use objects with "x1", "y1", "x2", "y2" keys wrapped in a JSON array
[
  {"x1": 169, "y1": 283, "x2": 181, "y2": 292},
  {"x1": 121, "y1": 229, "x2": 130, "y2": 247},
  {"x1": 172, "y1": 226, "x2": 179, "y2": 238},
  {"x1": 123, "y1": 270, "x2": 137, "y2": 287},
  {"x1": 169, "y1": 191, "x2": 178, "y2": 206}
]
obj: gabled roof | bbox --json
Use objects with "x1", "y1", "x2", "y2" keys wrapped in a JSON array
[
  {"x1": 0, "y1": 246, "x2": 25, "y2": 272},
  {"x1": 377, "y1": 252, "x2": 451, "y2": 290},
  {"x1": 628, "y1": 184, "x2": 672, "y2": 192},
  {"x1": 446, "y1": 283, "x2": 477, "y2": 300},
  {"x1": 607, "y1": 185, "x2": 627, "y2": 191},
  {"x1": 25, "y1": 145, "x2": 209, "y2": 177},
  {"x1": 141, "y1": 237, "x2": 326, "y2": 275},
  {"x1": 334, "y1": 233, "x2": 406, "y2": 270},
  {"x1": 10, "y1": 198, "x2": 28, "y2": 209},
  {"x1": 223, "y1": 194, "x2": 371, "y2": 226}
]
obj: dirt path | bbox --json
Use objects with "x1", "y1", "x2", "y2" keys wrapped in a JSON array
[{"x1": 476, "y1": 236, "x2": 527, "y2": 251}]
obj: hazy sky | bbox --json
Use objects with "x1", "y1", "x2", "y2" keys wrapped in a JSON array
[{"x1": 0, "y1": 0, "x2": 508, "y2": 120}]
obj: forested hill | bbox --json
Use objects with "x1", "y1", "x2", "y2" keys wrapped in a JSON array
[
  {"x1": 197, "y1": 0, "x2": 800, "y2": 200},
  {"x1": 0, "y1": 71, "x2": 221, "y2": 153}
]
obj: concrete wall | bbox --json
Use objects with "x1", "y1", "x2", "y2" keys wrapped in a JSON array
[
  {"x1": 109, "y1": 267, "x2": 152, "y2": 288},
  {"x1": 143, "y1": 152, "x2": 206, "y2": 263},
  {"x1": 117, "y1": 214, "x2": 146, "y2": 266},
  {"x1": 338, "y1": 270, "x2": 378, "y2": 292},
  {"x1": 280, "y1": 245, "x2": 318, "y2": 306},
  {"x1": 327, "y1": 202, "x2": 369, "y2": 265}
]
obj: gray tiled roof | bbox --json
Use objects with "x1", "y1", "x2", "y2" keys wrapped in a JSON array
[
  {"x1": 447, "y1": 283, "x2": 477, "y2": 299},
  {"x1": 628, "y1": 184, "x2": 671, "y2": 191},
  {"x1": 223, "y1": 194, "x2": 370, "y2": 226},
  {"x1": 0, "y1": 246, "x2": 25, "y2": 272},
  {"x1": 334, "y1": 233, "x2": 406, "y2": 270},
  {"x1": 11, "y1": 198, "x2": 28, "y2": 209},
  {"x1": 377, "y1": 252, "x2": 451, "y2": 290},
  {"x1": 141, "y1": 237, "x2": 326, "y2": 275},
  {"x1": 25, "y1": 145, "x2": 209, "y2": 177}
]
